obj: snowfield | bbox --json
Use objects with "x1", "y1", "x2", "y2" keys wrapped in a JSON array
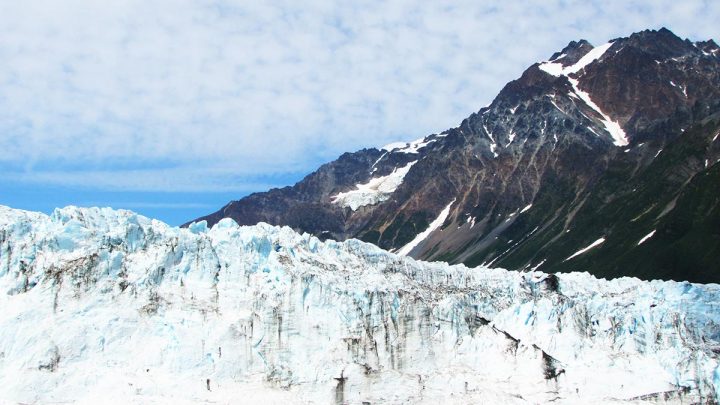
[
  {"x1": 331, "y1": 161, "x2": 417, "y2": 211},
  {"x1": 0, "y1": 205, "x2": 719, "y2": 404}
]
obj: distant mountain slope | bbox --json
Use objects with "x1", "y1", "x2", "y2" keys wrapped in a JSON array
[{"x1": 189, "y1": 28, "x2": 720, "y2": 283}]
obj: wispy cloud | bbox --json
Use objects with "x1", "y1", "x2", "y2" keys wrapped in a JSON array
[
  {"x1": 0, "y1": 0, "x2": 718, "y2": 191},
  {"x1": 0, "y1": 167, "x2": 285, "y2": 192}
]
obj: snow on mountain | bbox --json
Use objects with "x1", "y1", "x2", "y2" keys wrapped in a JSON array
[
  {"x1": 564, "y1": 237, "x2": 606, "y2": 261},
  {"x1": 332, "y1": 161, "x2": 417, "y2": 210},
  {"x1": 539, "y1": 41, "x2": 614, "y2": 76},
  {"x1": 381, "y1": 135, "x2": 441, "y2": 154},
  {"x1": 1, "y1": 205, "x2": 719, "y2": 404},
  {"x1": 566, "y1": 77, "x2": 629, "y2": 146},
  {"x1": 539, "y1": 40, "x2": 629, "y2": 146},
  {"x1": 189, "y1": 29, "x2": 720, "y2": 282},
  {"x1": 397, "y1": 199, "x2": 455, "y2": 256}
]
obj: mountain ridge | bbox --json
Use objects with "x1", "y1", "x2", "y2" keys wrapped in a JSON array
[{"x1": 189, "y1": 28, "x2": 720, "y2": 283}]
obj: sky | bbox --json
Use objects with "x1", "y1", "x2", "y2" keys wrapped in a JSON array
[{"x1": 0, "y1": 0, "x2": 718, "y2": 225}]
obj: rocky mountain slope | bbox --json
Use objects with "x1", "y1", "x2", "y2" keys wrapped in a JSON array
[
  {"x1": 1, "y1": 205, "x2": 719, "y2": 403},
  {"x1": 190, "y1": 28, "x2": 720, "y2": 283}
]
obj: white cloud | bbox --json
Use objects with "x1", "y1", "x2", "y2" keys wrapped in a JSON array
[{"x1": 0, "y1": 0, "x2": 718, "y2": 191}]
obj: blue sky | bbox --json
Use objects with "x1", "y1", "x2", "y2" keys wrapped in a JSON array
[{"x1": 1, "y1": 0, "x2": 718, "y2": 225}]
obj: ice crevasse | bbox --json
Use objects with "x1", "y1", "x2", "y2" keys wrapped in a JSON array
[{"x1": 0, "y1": 205, "x2": 718, "y2": 404}]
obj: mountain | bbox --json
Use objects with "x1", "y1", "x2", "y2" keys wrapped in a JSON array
[
  {"x1": 1, "y1": 205, "x2": 719, "y2": 403},
  {"x1": 189, "y1": 28, "x2": 720, "y2": 284}
]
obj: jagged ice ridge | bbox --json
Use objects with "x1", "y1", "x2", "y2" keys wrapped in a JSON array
[{"x1": 0, "y1": 205, "x2": 719, "y2": 404}]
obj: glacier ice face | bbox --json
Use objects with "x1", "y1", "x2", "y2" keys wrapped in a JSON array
[{"x1": 0, "y1": 205, "x2": 719, "y2": 404}]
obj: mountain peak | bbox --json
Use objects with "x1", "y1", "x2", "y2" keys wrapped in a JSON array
[
  {"x1": 548, "y1": 39, "x2": 594, "y2": 66},
  {"x1": 627, "y1": 26, "x2": 678, "y2": 40},
  {"x1": 696, "y1": 39, "x2": 720, "y2": 55},
  {"x1": 188, "y1": 28, "x2": 720, "y2": 284},
  {"x1": 619, "y1": 27, "x2": 695, "y2": 58}
]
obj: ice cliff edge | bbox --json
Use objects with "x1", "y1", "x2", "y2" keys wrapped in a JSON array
[{"x1": 0, "y1": 205, "x2": 718, "y2": 403}]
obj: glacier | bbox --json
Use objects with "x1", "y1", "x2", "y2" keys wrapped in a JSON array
[{"x1": 0, "y1": 205, "x2": 719, "y2": 404}]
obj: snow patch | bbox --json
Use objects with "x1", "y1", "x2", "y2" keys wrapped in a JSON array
[
  {"x1": 549, "y1": 98, "x2": 565, "y2": 113},
  {"x1": 539, "y1": 42, "x2": 627, "y2": 147},
  {"x1": 565, "y1": 237, "x2": 605, "y2": 261},
  {"x1": 382, "y1": 136, "x2": 437, "y2": 154},
  {"x1": 539, "y1": 42, "x2": 614, "y2": 77},
  {"x1": 370, "y1": 152, "x2": 388, "y2": 173},
  {"x1": 487, "y1": 226, "x2": 540, "y2": 267},
  {"x1": 637, "y1": 230, "x2": 656, "y2": 246},
  {"x1": 568, "y1": 78, "x2": 628, "y2": 146},
  {"x1": 586, "y1": 126, "x2": 600, "y2": 137},
  {"x1": 506, "y1": 129, "x2": 516, "y2": 147},
  {"x1": 529, "y1": 259, "x2": 546, "y2": 272},
  {"x1": 538, "y1": 61, "x2": 564, "y2": 76},
  {"x1": 397, "y1": 199, "x2": 455, "y2": 256},
  {"x1": 482, "y1": 118, "x2": 499, "y2": 158},
  {"x1": 332, "y1": 161, "x2": 417, "y2": 210},
  {"x1": 489, "y1": 143, "x2": 498, "y2": 157},
  {"x1": 381, "y1": 141, "x2": 407, "y2": 151}
]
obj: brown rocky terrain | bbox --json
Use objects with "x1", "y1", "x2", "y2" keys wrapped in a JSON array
[{"x1": 189, "y1": 28, "x2": 720, "y2": 283}]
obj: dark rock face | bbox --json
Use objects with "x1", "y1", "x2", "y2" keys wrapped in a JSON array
[
  {"x1": 548, "y1": 39, "x2": 594, "y2": 66},
  {"x1": 189, "y1": 28, "x2": 720, "y2": 283}
]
